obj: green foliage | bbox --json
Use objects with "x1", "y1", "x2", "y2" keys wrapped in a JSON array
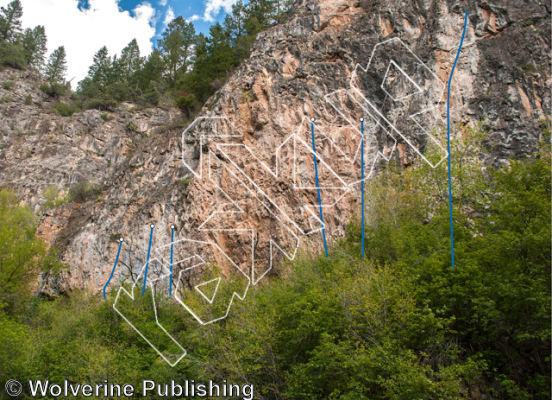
[
  {"x1": 100, "y1": 112, "x2": 113, "y2": 121},
  {"x1": 0, "y1": 123, "x2": 548, "y2": 400},
  {"x1": 0, "y1": 0, "x2": 23, "y2": 42},
  {"x1": 68, "y1": 180, "x2": 101, "y2": 203},
  {"x1": 2, "y1": 80, "x2": 14, "y2": 89},
  {"x1": 24, "y1": 93, "x2": 31, "y2": 104},
  {"x1": 39, "y1": 81, "x2": 67, "y2": 97},
  {"x1": 159, "y1": 16, "x2": 196, "y2": 82},
  {"x1": 0, "y1": 190, "x2": 61, "y2": 312},
  {"x1": 0, "y1": 39, "x2": 26, "y2": 69},
  {"x1": 174, "y1": 92, "x2": 197, "y2": 116},
  {"x1": 22, "y1": 25, "x2": 47, "y2": 69},
  {"x1": 42, "y1": 185, "x2": 68, "y2": 210},
  {"x1": 53, "y1": 101, "x2": 78, "y2": 117},
  {"x1": 44, "y1": 45, "x2": 67, "y2": 83},
  {"x1": 180, "y1": 177, "x2": 191, "y2": 186}
]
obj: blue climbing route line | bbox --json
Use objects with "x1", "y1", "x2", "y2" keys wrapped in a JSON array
[
  {"x1": 103, "y1": 238, "x2": 123, "y2": 299},
  {"x1": 311, "y1": 118, "x2": 329, "y2": 258},
  {"x1": 142, "y1": 225, "x2": 155, "y2": 296},
  {"x1": 169, "y1": 225, "x2": 174, "y2": 296},
  {"x1": 361, "y1": 118, "x2": 365, "y2": 258},
  {"x1": 447, "y1": 10, "x2": 468, "y2": 269}
]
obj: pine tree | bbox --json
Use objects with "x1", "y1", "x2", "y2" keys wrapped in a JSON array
[
  {"x1": 117, "y1": 39, "x2": 142, "y2": 81},
  {"x1": 224, "y1": 0, "x2": 246, "y2": 44},
  {"x1": 87, "y1": 46, "x2": 112, "y2": 86},
  {"x1": 22, "y1": 25, "x2": 47, "y2": 70},
  {"x1": 245, "y1": 0, "x2": 276, "y2": 29},
  {"x1": 136, "y1": 49, "x2": 164, "y2": 91},
  {"x1": 44, "y1": 46, "x2": 67, "y2": 83},
  {"x1": 159, "y1": 16, "x2": 196, "y2": 82},
  {"x1": 0, "y1": 0, "x2": 23, "y2": 42}
]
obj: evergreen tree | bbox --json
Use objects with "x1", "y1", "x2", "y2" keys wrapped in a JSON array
[
  {"x1": 159, "y1": 16, "x2": 196, "y2": 82},
  {"x1": 224, "y1": 0, "x2": 246, "y2": 44},
  {"x1": 135, "y1": 49, "x2": 164, "y2": 91},
  {"x1": 0, "y1": 0, "x2": 23, "y2": 42},
  {"x1": 22, "y1": 25, "x2": 47, "y2": 70},
  {"x1": 245, "y1": 0, "x2": 276, "y2": 29},
  {"x1": 117, "y1": 39, "x2": 142, "y2": 82},
  {"x1": 44, "y1": 46, "x2": 67, "y2": 83},
  {"x1": 87, "y1": 46, "x2": 112, "y2": 87}
]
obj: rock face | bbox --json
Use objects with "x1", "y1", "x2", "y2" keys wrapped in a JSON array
[{"x1": 0, "y1": 0, "x2": 549, "y2": 297}]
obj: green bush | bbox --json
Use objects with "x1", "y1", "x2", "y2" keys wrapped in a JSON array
[
  {"x1": 0, "y1": 41, "x2": 26, "y2": 70},
  {"x1": 68, "y1": 180, "x2": 101, "y2": 203},
  {"x1": 83, "y1": 97, "x2": 118, "y2": 111},
  {"x1": 42, "y1": 186, "x2": 68, "y2": 210},
  {"x1": 39, "y1": 82, "x2": 66, "y2": 97},
  {"x1": 175, "y1": 93, "x2": 198, "y2": 116},
  {"x1": 53, "y1": 102, "x2": 78, "y2": 117},
  {"x1": 100, "y1": 112, "x2": 114, "y2": 121},
  {"x1": 0, "y1": 124, "x2": 548, "y2": 400},
  {"x1": 24, "y1": 94, "x2": 32, "y2": 105},
  {"x1": 2, "y1": 80, "x2": 15, "y2": 90}
]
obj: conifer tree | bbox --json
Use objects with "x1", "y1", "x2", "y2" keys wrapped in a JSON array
[
  {"x1": 44, "y1": 46, "x2": 67, "y2": 83},
  {"x1": 117, "y1": 39, "x2": 142, "y2": 81},
  {"x1": 87, "y1": 46, "x2": 112, "y2": 86},
  {"x1": 0, "y1": 0, "x2": 23, "y2": 42},
  {"x1": 159, "y1": 16, "x2": 196, "y2": 82},
  {"x1": 22, "y1": 25, "x2": 47, "y2": 70}
]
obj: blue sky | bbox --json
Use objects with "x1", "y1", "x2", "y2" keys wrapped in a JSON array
[{"x1": 0, "y1": 0, "x2": 239, "y2": 83}]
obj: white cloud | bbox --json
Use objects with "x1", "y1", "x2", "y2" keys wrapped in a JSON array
[
  {"x1": 163, "y1": 6, "x2": 174, "y2": 26},
  {"x1": 0, "y1": 0, "x2": 157, "y2": 84},
  {"x1": 158, "y1": 0, "x2": 167, "y2": 6},
  {"x1": 189, "y1": 0, "x2": 238, "y2": 22}
]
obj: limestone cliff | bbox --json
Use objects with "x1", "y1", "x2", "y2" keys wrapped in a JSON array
[{"x1": 0, "y1": 0, "x2": 549, "y2": 296}]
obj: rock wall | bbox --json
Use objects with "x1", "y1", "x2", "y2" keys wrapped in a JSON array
[{"x1": 0, "y1": 0, "x2": 549, "y2": 296}]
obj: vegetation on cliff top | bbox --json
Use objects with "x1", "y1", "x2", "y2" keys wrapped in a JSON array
[
  {"x1": 0, "y1": 0, "x2": 295, "y2": 116},
  {"x1": 0, "y1": 123, "x2": 549, "y2": 399}
]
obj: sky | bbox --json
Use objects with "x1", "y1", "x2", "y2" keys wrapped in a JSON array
[{"x1": 0, "y1": 0, "x2": 240, "y2": 84}]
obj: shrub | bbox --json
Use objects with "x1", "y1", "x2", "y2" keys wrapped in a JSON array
[
  {"x1": 42, "y1": 186, "x2": 68, "y2": 210},
  {"x1": 24, "y1": 94, "x2": 32, "y2": 105},
  {"x1": 39, "y1": 82, "x2": 66, "y2": 97},
  {"x1": 2, "y1": 81, "x2": 15, "y2": 90},
  {"x1": 83, "y1": 97, "x2": 118, "y2": 111},
  {"x1": 180, "y1": 177, "x2": 191, "y2": 186},
  {"x1": 68, "y1": 180, "x2": 101, "y2": 203},
  {"x1": 175, "y1": 93, "x2": 198, "y2": 117},
  {"x1": 100, "y1": 113, "x2": 114, "y2": 122},
  {"x1": 53, "y1": 102, "x2": 78, "y2": 117},
  {"x1": 0, "y1": 41, "x2": 26, "y2": 70}
]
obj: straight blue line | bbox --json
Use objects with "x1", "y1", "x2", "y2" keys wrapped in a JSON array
[
  {"x1": 361, "y1": 119, "x2": 365, "y2": 258},
  {"x1": 142, "y1": 226, "x2": 154, "y2": 296},
  {"x1": 447, "y1": 10, "x2": 468, "y2": 269},
  {"x1": 311, "y1": 120, "x2": 328, "y2": 258},
  {"x1": 169, "y1": 227, "x2": 174, "y2": 296},
  {"x1": 103, "y1": 239, "x2": 123, "y2": 299}
]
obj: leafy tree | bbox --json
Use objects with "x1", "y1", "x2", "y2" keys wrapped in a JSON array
[
  {"x1": 22, "y1": 25, "x2": 47, "y2": 70},
  {"x1": 0, "y1": 0, "x2": 23, "y2": 42},
  {"x1": 44, "y1": 45, "x2": 67, "y2": 83},
  {"x1": 0, "y1": 190, "x2": 61, "y2": 312}
]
